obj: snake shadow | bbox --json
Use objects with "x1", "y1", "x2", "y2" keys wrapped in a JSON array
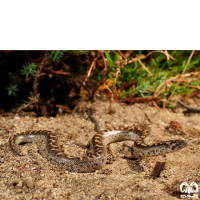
[{"x1": 123, "y1": 157, "x2": 145, "y2": 173}]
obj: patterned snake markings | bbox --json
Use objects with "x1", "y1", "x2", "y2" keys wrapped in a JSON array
[{"x1": 9, "y1": 124, "x2": 188, "y2": 173}]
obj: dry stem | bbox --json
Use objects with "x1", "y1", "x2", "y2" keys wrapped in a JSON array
[
  {"x1": 163, "y1": 50, "x2": 195, "y2": 108},
  {"x1": 137, "y1": 55, "x2": 152, "y2": 76}
]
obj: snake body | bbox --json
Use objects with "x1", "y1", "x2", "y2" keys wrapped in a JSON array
[{"x1": 9, "y1": 124, "x2": 187, "y2": 173}]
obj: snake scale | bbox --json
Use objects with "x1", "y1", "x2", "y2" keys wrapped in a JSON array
[{"x1": 9, "y1": 123, "x2": 187, "y2": 173}]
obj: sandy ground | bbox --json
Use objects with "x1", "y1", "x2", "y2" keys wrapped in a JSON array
[{"x1": 0, "y1": 101, "x2": 200, "y2": 200}]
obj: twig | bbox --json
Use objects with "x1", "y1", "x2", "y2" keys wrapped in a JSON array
[
  {"x1": 105, "y1": 53, "x2": 145, "y2": 68},
  {"x1": 163, "y1": 50, "x2": 195, "y2": 109},
  {"x1": 117, "y1": 50, "x2": 127, "y2": 60},
  {"x1": 114, "y1": 50, "x2": 175, "y2": 68},
  {"x1": 152, "y1": 101, "x2": 160, "y2": 110},
  {"x1": 84, "y1": 52, "x2": 104, "y2": 102},
  {"x1": 164, "y1": 50, "x2": 170, "y2": 60},
  {"x1": 49, "y1": 70, "x2": 70, "y2": 75},
  {"x1": 146, "y1": 50, "x2": 176, "y2": 61},
  {"x1": 178, "y1": 100, "x2": 200, "y2": 114},
  {"x1": 153, "y1": 70, "x2": 200, "y2": 109},
  {"x1": 104, "y1": 84, "x2": 114, "y2": 101},
  {"x1": 61, "y1": 61, "x2": 69, "y2": 70},
  {"x1": 32, "y1": 51, "x2": 48, "y2": 97},
  {"x1": 100, "y1": 51, "x2": 108, "y2": 76},
  {"x1": 180, "y1": 83, "x2": 200, "y2": 90},
  {"x1": 56, "y1": 105, "x2": 72, "y2": 113},
  {"x1": 27, "y1": 52, "x2": 48, "y2": 114},
  {"x1": 112, "y1": 68, "x2": 121, "y2": 93},
  {"x1": 137, "y1": 55, "x2": 152, "y2": 76},
  {"x1": 124, "y1": 50, "x2": 133, "y2": 59},
  {"x1": 150, "y1": 161, "x2": 166, "y2": 178},
  {"x1": 85, "y1": 57, "x2": 98, "y2": 82},
  {"x1": 154, "y1": 71, "x2": 200, "y2": 98}
]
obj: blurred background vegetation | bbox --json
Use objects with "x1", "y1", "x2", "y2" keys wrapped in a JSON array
[{"x1": 1, "y1": 50, "x2": 199, "y2": 116}]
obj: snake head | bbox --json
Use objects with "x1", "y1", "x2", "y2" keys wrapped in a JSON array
[
  {"x1": 170, "y1": 140, "x2": 188, "y2": 151},
  {"x1": 125, "y1": 139, "x2": 188, "y2": 159}
]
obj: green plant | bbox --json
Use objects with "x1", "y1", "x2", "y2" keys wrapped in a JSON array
[
  {"x1": 20, "y1": 63, "x2": 38, "y2": 78},
  {"x1": 2, "y1": 50, "x2": 200, "y2": 109},
  {"x1": 48, "y1": 51, "x2": 64, "y2": 63},
  {"x1": 6, "y1": 83, "x2": 19, "y2": 97},
  {"x1": 105, "y1": 51, "x2": 119, "y2": 68},
  {"x1": 101, "y1": 50, "x2": 200, "y2": 103},
  {"x1": 89, "y1": 69, "x2": 101, "y2": 81}
]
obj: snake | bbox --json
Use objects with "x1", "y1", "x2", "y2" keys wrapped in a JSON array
[{"x1": 9, "y1": 123, "x2": 188, "y2": 173}]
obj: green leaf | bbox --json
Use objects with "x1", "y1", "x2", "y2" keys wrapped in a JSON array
[
  {"x1": 8, "y1": 90, "x2": 12, "y2": 96},
  {"x1": 48, "y1": 51, "x2": 64, "y2": 63},
  {"x1": 6, "y1": 83, "x2": 19, "y2": 97},
  {"x1": 105, "y1": 51, "x2": 113, "y2": 67},
  {"x1": 20, "y1": 63, "x2": 37, "y2": 78},
  {"x1": 113, "y1": 53, "x2": 119, "y2": 63}
]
